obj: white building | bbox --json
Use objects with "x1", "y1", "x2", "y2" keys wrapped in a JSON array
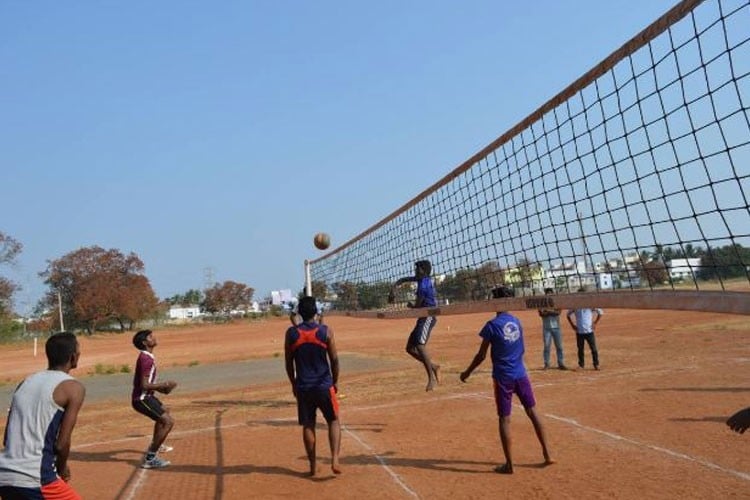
[
  {"x1": 168, "y1": 305, "x2": 202, "y2": 320},
  {"x1": 667, "y1": 258, "x2": 701, "y2": 280},
  {"x1": 270, "y1": 289, "x2": 294, "y2": 306}
]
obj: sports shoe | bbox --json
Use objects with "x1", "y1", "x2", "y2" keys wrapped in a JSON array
[
  {"x1": 558, "y1": 365, "x2": 568, "y2": 370},
  {"x1": 141, "y1": 456, "x2": 171, "y2": 469},
  {"x1": 158, "y1": 444, "x2": 173, "y2": 453}
]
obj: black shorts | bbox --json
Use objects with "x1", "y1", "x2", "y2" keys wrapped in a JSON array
[
  {"x1": 297, "y1": 387, "x2": 339, "y2": 427},
  {"x1": 132, "y1": 395, "x2": 165, "y2": 422},
  {"x1": 407, "y1": 316, "x2": 437, "y2": 348}
]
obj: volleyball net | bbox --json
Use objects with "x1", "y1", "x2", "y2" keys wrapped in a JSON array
[{"x1": 309, "y1": 0, "x2": 750, "y2": 317}]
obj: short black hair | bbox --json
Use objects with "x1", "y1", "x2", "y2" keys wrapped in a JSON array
[
  {"x1": 544, "y1": 287, "x2": 554, "y2": 294},
  {"x1": 46, "y1": 332, "x2": 78, "y2": 368},
  {"x1": 298, "y1": 296, "x2": 318, "y2": 321},
  {"x1": 133, "y1": 330, "x2": 151, "y2": 350},
  {"x1": 415, "y1": 260, "x2": 432, "y2": 275},
  {"x1": 491, "y1": 286, "x2": 515, "y2": 299}
]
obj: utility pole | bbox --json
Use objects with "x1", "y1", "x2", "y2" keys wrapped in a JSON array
[{"x1": 57, "y1": 290, "x2": 65, "y2": 331}]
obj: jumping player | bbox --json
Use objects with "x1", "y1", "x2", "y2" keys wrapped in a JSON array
[
  {"x1": 284, "y1": 296, "x2": 341, "y2": 477},
  {"x1": 388, "y1": 259, "x2": 440, "y2": 391},
  {"x1": 460, "y1": 286, "x2": 555, "y2": 474},
  {"x1": 131, "y1": 329, "x2": 177, "y2": 469},
  {"x1": 0, "y1": 332, "x2": 86, "y2": 499}
]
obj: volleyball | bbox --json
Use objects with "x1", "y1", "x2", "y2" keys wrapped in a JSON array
[{"x1": 314, "y1": 233, "x2": 331, "y2": 250}]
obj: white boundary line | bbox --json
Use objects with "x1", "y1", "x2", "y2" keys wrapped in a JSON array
[
  {"x1": 468, "y1": 393, "x2": 750, "y2": 483},
  {"x1": 546, "y1": 412, "x2": 750, "y2": 482},
  {"x1": 74, "y1": 389, "x2": 750, "y2": 499},
  {"x1": 343, "y1": 425, "x2": 419, "y2": 498},
  {"x1": 121, "y1": 469, "x2": 148, "y2": 500}
]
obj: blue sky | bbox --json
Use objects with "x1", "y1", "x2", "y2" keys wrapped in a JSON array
[{"x1": 0, "y1": 1, "x2": 677, "y2": 313}]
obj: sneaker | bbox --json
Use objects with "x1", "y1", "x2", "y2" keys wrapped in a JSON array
[
  {"x1": 142, "y1": 456, "x2": 171, "y2": 469},
  {"x1": 158, "y1": 444, "x2": 173, "y2": 453},
  {"x1": 558, "y1": 365, "x2": 568, "y2": 370},
  {"x1": 543, "y1": 364, "x2": 550, "y2": 370}
]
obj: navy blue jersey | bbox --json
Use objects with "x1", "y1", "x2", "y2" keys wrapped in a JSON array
[{"x1": 287, "y1": 321, "x2": 333, "y2": 391}]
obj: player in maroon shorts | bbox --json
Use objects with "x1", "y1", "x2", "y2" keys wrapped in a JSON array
[{"x1": 131, "y1": 330, "x2": 177, "y2": 469}]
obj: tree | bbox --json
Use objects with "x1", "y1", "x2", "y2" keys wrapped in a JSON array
[
  {"x1": 331, "y1": 281, "x2": 358, "y2": 310},
  {"x1": 39, "y1": 246, "x2": 159, "y2": 334},
  {"x1": 357, "y1": 281, "x2": 391, "y2": 310},
  {"x1": 699, "y1": 244, "x2": 750, "y2": 281},
  {"x1": 201, "y1": 281, "x2": 254, "y2": 315},
  {"x1": 0, "y1": 232, "x2": 22, "y2": 317},
  {"x1": 167, "y1": 289, "x2": 203, "y2": 306},
  {"x1": 296, "y1": 280, "x2": 329, "y2": 301},
  {"x1": 638, "y1": 260, "x2": 669, "y2": 287},
  {"x1": 311, "y1": 280, "x2": 328, "y2": 299}
]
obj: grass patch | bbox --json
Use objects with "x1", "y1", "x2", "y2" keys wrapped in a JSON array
[
  {"x1": 92, "y1": 363, "x2": 117, "y2": 375},
  {"x1": 92, "y1": 363, "x2": 130, "y2": 375},
  {"x1": 188, "y1": 360, "x2": 200, "y2": 367}
]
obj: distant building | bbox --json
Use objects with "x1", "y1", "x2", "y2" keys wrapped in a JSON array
[
  {"x1": 270, "y1": 289, "x2": 294, "y2": 306},
  {"x1": 668, "y1": 258, "x2": 701, "y2": 280},
  {"x1": 168, "y1": 305, "x2": 202, "y2": 320}
]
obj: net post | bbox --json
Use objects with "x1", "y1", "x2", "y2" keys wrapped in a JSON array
[{"x1": 304, "y1": 260, "x2": 312, "y2": 297}]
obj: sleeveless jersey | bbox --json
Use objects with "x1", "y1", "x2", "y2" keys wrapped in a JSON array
[
  {"x1": 287, "y1": 322, "x2": 333, "y2": 391},
  {"x1": 0, "y1": 370, "x2": 74, "y2": 488},
  {"x1": 132, "y1": 350, "x2": 157, "y2": 402}
]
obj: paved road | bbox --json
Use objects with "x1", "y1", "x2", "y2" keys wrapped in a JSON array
[{"x1": 1, "y1": 353, "x2": 405, "y2": 405}]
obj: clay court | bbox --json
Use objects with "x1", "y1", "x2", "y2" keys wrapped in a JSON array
[{"x1": 1, "y1": 309, "x2": 749, "y2": 499}]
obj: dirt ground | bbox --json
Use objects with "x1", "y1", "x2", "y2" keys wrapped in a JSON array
[{"x1": 1, "y1": 309, "x2": 749, "y2": 499}]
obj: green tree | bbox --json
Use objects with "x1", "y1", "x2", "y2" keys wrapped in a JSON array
[
  {"x1": 699, "y1": 244, "x2": 750, "y2": 280},
  {"x1": 331, "y1": 281, "x2": 358, "y2": 310},
  {"x1": 167, "y1": 289, "x2": 203, "y2": 306},
  {"x1": 357, "y1": 281, "x2": 391, "y2": 310}
]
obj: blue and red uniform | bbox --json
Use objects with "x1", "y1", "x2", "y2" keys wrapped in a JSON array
[{"x1": 287, "y1": 321, "x2": 338, "y2": 425}]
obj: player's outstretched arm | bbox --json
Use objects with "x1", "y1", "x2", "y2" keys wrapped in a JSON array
[
  {"x1": 727, "y1": 406, "x2": 750, "y2": 434},
  {"x1": 461, "y1": 339, "x2": 490, "y2": 382}
]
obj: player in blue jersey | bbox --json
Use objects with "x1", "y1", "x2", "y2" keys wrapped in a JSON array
[
  {"x1": 388, "y1": 259, "x2": 441, "y2": 391},
  {"x1": 460, "y1": 286, "x2": 554, "y2": 474},
  {"x1": 285, "y1": 296, "x2": 341, "y2": 477}
]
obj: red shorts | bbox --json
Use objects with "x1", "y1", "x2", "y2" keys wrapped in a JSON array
[{"x1": 0, "y1": 478, "x2": 81, "y2": 500}]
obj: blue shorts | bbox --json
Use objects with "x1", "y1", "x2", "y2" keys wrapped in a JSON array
[
  {"x1": 132, "y1": 395, "x2": 165, "y2": 422},
  {"x1": 297, "y1": 387, "x2": 339, "y2": 426},
  {"x1": 407, "y1": 316, "x2": 437, "y2": 347},
  {"x1": 493, "y1": 376, "x2": 536, "y2": 417}
]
